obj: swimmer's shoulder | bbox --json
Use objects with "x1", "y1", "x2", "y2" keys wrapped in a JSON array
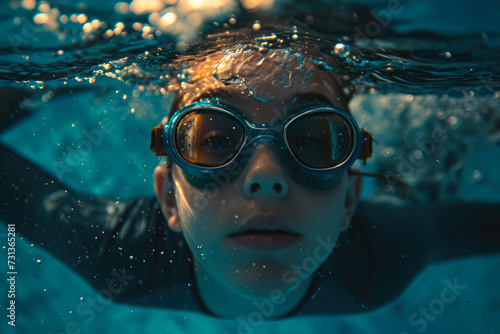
[
  {"x1": 348, "y1": 199, "x2": 499, "y2": 306},
  {"x1": 294, "y1": 200, "x2": 433, "y2": 314},
  {"x1": 103, "y1": 196, "x2": 202, "y2": 310},
  {"x1": 33, "y1": 191, "x2": 198, "y2": 308},
  {"x1": 343, "y1": 200, "x2": 435, "y2": 307}
]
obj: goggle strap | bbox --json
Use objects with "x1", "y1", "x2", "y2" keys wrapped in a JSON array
[
  {"x1": 348, "y1": 169, "x2": 410, "y2": 199},
  {"x1": 150, "y1": 124, "x2": 168, "y2": 156},
  {"x1": 359, "y1": 128, "x2": 373, "y2": 166}
]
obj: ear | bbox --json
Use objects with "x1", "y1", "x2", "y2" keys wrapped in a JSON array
[
  {"x1": 154, "y1": 166, "x2": 182, "y2": 233},
  {"x1": 342, "y1": 170, "x2": 363, "y2": 231}
]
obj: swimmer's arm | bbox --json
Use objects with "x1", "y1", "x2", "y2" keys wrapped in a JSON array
[
  {"x1": 352, "y1": 201, "x2": 436, "y2": 306},
  {"x1": 0, "y1": 143, "x2": 68, "y2": 233},
  {"x1": 355, "y1": 201, "x2": 499, "y2": 307},
  {"x1": 430, "y1": 202, "x2": 500, "y2": 262},
  {"x1": 0, "y1": 88, "x2": 32, "y2": 132},
  {"x1": 0, "y1": 143, "x2": 170, "y2": 299}
]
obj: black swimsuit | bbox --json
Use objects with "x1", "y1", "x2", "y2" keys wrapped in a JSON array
[
  {"x1": 40, "y1": 191, "x2": 380, "y2": 317},
  {"x1": 3, "y1": 143, "x2": 497, "y2": 317}
]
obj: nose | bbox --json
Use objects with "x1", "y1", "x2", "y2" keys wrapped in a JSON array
[{"x1": 242, "y1": 143, "x2": 289, "y2": 199}]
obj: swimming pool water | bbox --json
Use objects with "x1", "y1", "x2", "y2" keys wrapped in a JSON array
[{"x1": 1, "y1": 0, "x2": 500, "y2": 333}]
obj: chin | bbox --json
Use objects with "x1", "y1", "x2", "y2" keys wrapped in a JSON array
[
  {"x1": 225, "y1": 261, "x2": 297, "y2": 298},
  {"x1": 231, "y1": 278, "x2": 298, "y2": 302}
]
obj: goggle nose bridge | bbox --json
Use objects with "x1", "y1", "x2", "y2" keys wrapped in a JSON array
[
  {"x1": 244, "y1": 124, "x2": 283, "y2": 142},
  {"x1": 238, "y1": 125, "x2": 288, "y2": 154}
]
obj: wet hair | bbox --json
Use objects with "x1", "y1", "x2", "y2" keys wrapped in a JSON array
[
  {"x1": 167, "y1": 64, "x2": 351, "y2": 118},
  {"x1": 165, "y1": 17, "x2": 355, "y2": 119},
  {"x1": 159, "y1": 18, "x2": 355, "y2": 168}
]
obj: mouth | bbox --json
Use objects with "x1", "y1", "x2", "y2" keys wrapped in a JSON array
[{"x1": 229, "y1": 214, "x2": 301, "y2": 252}]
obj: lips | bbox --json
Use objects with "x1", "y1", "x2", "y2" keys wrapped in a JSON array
[{"x1": 229, "y1": 214, "x2": 301, "y2": 251}]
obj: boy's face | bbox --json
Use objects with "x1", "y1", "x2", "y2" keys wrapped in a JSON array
[{"x1": 154, "y1": 49, "x2": 362, "y2": 298}]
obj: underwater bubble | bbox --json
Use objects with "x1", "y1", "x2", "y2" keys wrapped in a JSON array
[
  {"x1": 448, "y1": 116, "x2": 458, "y2": 126},
  {"x1": 22, "y1": 0, "x2": 36, "y2": 10},
  {"x1": 34, "y1": 13, "x2": 50, "y2": 25},
  {"x1": 472, "y1": 169, "x2": 482, "y2": 180},
  {"x1": 412, "y1": 150, "x2": 423, "y2": 160},
  {"x1": 252, "y1": 21, "x2": 261, "y2": 30},
  {"x1": 159, "y1": 12, "x2": 177, "y2": 28},
  {"x1": 404, "y1": 94, "x2": 414, "y2": 102},
  {"x1": 333, "y1": 43, "x2": 351, "y2": 59},
  {"x1": 242, "y1": 0, "x2": 275, "y2": 11},
  {"x1": 114, "y1": 2, "x2": 130, "y2": 14}
]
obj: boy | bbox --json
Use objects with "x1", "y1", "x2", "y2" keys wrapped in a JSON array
[{"x1": 1, "y1": 25, "x2": 499, "y2": 320}]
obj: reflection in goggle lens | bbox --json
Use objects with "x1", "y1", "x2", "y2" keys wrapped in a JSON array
[
  {"x1": 175, "y1": 111, "x2": 245, "y2": 167},
  {"x1": 175, "y1": 110, "x2": 354, "y2": 169},
  {"x1": 287, "y1": 113, "x2": 353, "y2": 169}
]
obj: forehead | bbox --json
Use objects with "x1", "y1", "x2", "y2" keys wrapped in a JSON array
[{"x1": 170, "y1": 48, "x2": 347, "y2": 121}]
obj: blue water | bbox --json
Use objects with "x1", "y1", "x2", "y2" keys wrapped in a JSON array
[{"x1": 1, "y1": 0, "x2": 500, "y2": 333}]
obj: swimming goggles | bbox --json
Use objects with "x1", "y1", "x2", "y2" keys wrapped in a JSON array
[{"x1": 150, "y1": 103, "x2": 372, "y2": 175}]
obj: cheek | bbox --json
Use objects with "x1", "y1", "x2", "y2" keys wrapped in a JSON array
[
  {"x1": 293, "y1": 177, "x2": 347, "y2": 255},
  {"x1": 172, "y1": 166, "x2": 222, "y2": 222},
  {"x1": 172, "y1": 164, "x2": 246, "y2": 224},
  {"x1": 172, "y1": 167, "x2": 239, "y2": 264},
  {"x1": 172, "y1": 167, "x2": 218, "y2": 244},
  {"x1": 295, "y1": 173, "x2": 347, "y2": 223},
  {"x1": 301, "y1": 196, "x2": 345, "y2": 256},
  {"x1": 311, "y1": 189, "x2": 346, "y2": 227}
]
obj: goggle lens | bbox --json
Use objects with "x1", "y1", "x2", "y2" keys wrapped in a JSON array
[
  {"x1": 286, "y1": 112, "x2": 354, "y2": 169},
  {"x1": 175, "y1": 110, "x2": 245, "y2": 167},
  {"x1": 175, "y1": 109, "x2": 355, "y2": 170}
]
